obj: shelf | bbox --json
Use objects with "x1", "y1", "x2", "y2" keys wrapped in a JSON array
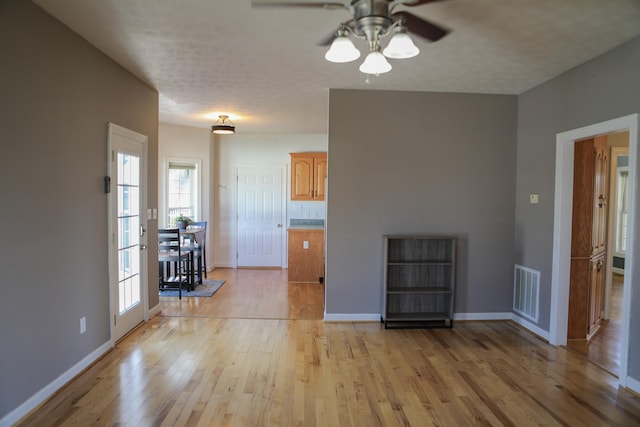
[
  {"x1": 387, "y1": 261, "x2": 453, "y2": 266},
  {"x1": 386, "y1": 287, "x2": 451, "y2": 294},
  {"x1": 383, "y1": 235, "x2": 456, "y2": 329},
  {"x1": 385, "y1": 312, "x2": 451, "y2": 321}
]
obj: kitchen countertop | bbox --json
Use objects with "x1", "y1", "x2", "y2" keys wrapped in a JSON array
[
  {"x1": 288, "y1": 219, "x2": 324, "y2": 230},
  {"x1": 287, "y1": 225, "x2": 324, "y2": 230}
]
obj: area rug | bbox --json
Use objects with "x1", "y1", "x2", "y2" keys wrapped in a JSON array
[{"x1": 159, "y1": 279, "x2": 225, "y2": 297}]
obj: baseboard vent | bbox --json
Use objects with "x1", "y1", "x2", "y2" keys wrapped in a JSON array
[{"x1": 513, "y1": 265, "x2": 540, "y2": 322}]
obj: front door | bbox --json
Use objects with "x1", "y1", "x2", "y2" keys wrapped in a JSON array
[
  {"x1": 237, "y1": 166, "x2": 284, "y2": 267},
  {"x1": 108, "y1": 123, "x2": 148, "y2": 342}
]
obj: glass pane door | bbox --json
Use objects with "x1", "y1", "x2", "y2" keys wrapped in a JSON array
[{"x1": 117, "y1": 152, "x2": 141, "y2": 314}]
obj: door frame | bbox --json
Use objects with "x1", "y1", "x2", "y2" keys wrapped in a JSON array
[
  {"x1": 107, "y1": 122, "x2": 150, "y2": 345},
  {"x1": 550, "y1": 113, "x2": 638, "y2": 388},
  {"x1": 235, "y1": 164, "x2": 287, "y2": 268},
  {"x1": 604, "y1": 145, "x2": 629, "y2": 320}
]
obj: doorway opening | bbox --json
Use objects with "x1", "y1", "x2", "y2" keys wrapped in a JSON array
[
  {"x1": 565, "y1": 133, "x2": 629, "y2": 375},
  {"x1": 550, "y1": 114, "x2": 638, "y2": 388}
]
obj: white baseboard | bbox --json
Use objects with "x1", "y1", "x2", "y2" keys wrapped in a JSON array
[
  {"x1": 324, "y1": 313, "x2": 381, "y2": 322},
  {"x1": 148, "y1": 303, "x2": 161, "y2": 319},
  {"x1": 510, "y1": 313, "x2": 550, "y2": 341},
  {"x1": 626, "y1": 376, "x2": 640, "y2": 395},
  {"x1": 0, "y1": 341, "x2": 112, "y2": 427},
  {"x1": 453, "y1": 312, "x2": 512, "y2": 321},
  {"x1": 214, "y1": 262, "x2": 234, "y2": 268},
  {"x1": 324, "y1": 312, "x2": 520, "y2": 323}
]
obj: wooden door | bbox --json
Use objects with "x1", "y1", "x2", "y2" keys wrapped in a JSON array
[
  {"x1": 592, "y1": 136, "x2": 609, "y2": 256},
  {"x1": 588, "y1": 255, "x2": 605, "y2": 336},
  {"x1": 571, "y1": 139, "x2": 596, "y2": 257},
  {"x1": 313, "y1": 154, "x2": 327, "y2": 200},
  {"x1": 291, "y1": 154, "x2": 314, "y2": 200}
]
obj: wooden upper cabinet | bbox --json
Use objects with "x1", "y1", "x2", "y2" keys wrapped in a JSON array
[
  {"x1": 290, "y1": 152, "x2": 327, "y2": 201},
  {"x1": 313, "y1": 155, "x2": 327, "y2": 200},
  {"x1": 591, "y1": 137, "x2": 609, "y2": 255},
  {"x1": 571, "y1": 137, "x2": 609, "y2": 257}
]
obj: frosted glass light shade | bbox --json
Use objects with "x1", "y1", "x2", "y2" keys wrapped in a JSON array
[
  {"x1": 383, "y1": 32, "x2": 420, "y2": 59},
  {"x1": 325, "y1": 36, "x2": 361, "y2": 63},
  {"x1": 359, "y1": 51, "x2": 392, "y2": 74}
]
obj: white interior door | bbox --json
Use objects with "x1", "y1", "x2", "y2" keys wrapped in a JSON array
[
  {"x1": 108, "y1": 123, "x2": 148, "y2": 342},
  {"x1": 237, "y1": 166, "x2": 284, "y2": 267}
]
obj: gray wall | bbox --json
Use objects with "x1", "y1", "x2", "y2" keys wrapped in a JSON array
[
  {"x1": 326, "y1": 90, "x2": 518, "y2": 316},
  {"x1": 516, "y1": 36, "x2": 640, "y2": 378},
  {"x1": 0, "y1": 0, "x2": 158, "y2": 419}
]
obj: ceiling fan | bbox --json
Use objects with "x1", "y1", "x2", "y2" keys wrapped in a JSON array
[{"x1": 251, "y1": 0, "x2": 450, "y2": 75}]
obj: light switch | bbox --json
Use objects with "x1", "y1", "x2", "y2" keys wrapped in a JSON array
[
  {"x1": 303, "y1": 241, "x2": 309, "y2": 249},
  {"x1": 530, "y1": 193, "x2": 540, "y2": 204},
  {"x1": 147, "y1": 208, "x2": 152, "y2": 219},
  {"x1": 152, "y1": 208, "x2": 158, "y2": 219}
]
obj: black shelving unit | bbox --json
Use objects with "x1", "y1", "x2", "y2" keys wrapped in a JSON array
[{"x1": 382, "y1": 235, "x2": 456, "y2": 329}]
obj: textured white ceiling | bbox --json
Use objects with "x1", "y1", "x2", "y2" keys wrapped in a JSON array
[{"x1": 33, "y1": 0, "x2": 640, "y2": 134}]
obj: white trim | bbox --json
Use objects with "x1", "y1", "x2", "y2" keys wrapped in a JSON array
[
  {"x1": 611, "y1": 266, "x2": 625, "y2": 275},
  {"x1": 626, "y1": 377, "x2": 640, "y2": 396},
  {"x1": 162, "y1": 156, "x2": 203, "y2": 227},
  {"x1": 214, "y1": 262, "x2": 234, "y2": 268},
  {"x1": 605, "y1": 149, "x2": 625, "y2": 320},
  {"x1": 148, "y1": 303, "x2": 162, "y2": 319},
  {"x1": 550, "y1": 113, "x2": 638, "y2": 389},
  {"x1": 511, "y1": 313, "x2": 550, "y2": 341},
  {"x1": 323, "y1": 312, "x2": 516, "y2": 323},
  {"x1": 107, "y1": 122, "x2": 150, "y2": 345},
  {"x1": 454, "y1": 312, "x2": 512, "y2": 321},
  {"x1": 323, "y1": 313, "x2": 381, "y2": 322},
  {"x1": 235, "y1": 164, "x2": 287, "y2": 268},
  {"x1": 0, "y1": 342, "x2": 111, "y2": 427}
]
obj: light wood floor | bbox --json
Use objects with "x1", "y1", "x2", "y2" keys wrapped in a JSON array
[
  {"x1": 566, "y1": 273, "x2": 623, "y2": 376},
  {"x1": 19, "y1": 269, "x2": 640, "y2": 426},
  {"x1": 159, "y1": 269, "x2": 325, "y2": 320}
]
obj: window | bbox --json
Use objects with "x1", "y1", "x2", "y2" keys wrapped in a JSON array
[
  {"x1": 166, "y1": 161, "x2": 199, "y2": 226},
  {"x1": 616, "y1": 166, "x2": 629, "y2": 255}
]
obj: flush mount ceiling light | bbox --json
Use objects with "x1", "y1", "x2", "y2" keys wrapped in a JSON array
[
  {"x1": 253, "y1": 0, "x2": 450, "y2": 76},
  {"x1": 211, "y1": 115, "x2": 235, "y2": 134}
]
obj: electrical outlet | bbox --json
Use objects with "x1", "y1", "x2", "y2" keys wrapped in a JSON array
[
  {"x1": 80, "y1": 317, "x2": 86, "y2": 334},
  {"x1": 303, "y1": 241, "x2": 309, "y2": 249}
]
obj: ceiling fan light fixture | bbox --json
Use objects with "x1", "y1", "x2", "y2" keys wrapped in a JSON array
[
  {"x1": 325, "y1": 35, "x2": 361, "y2": 63},
  {"x1": 359, "y1": 50, "x2": 392, "y2": 75},
  {"x1": 211, "y1": 115, "x2": 235, "y2": 134},
  {"x1": 383, "y1": 29, "x2": 420, "y2": 59}
]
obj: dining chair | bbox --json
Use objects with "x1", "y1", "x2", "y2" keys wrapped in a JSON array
[
  {"x1": 158, "y1": 228, "x2": 191, "y2": 299},
  {"x1": 190, "y1": 221, "x2": 208, "y2": 279}
]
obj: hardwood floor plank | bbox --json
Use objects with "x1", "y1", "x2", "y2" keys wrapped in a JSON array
[{"x1": 17, "y1": 269, "x2": 640, "y2": 427}]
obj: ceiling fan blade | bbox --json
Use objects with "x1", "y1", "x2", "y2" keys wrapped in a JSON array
[
  {"x1": 392, "y1": 11, "x2": 449, "y2": 42},
  {"x1": 251, "y1": 1, "x2": 346, "y2": 9}
]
